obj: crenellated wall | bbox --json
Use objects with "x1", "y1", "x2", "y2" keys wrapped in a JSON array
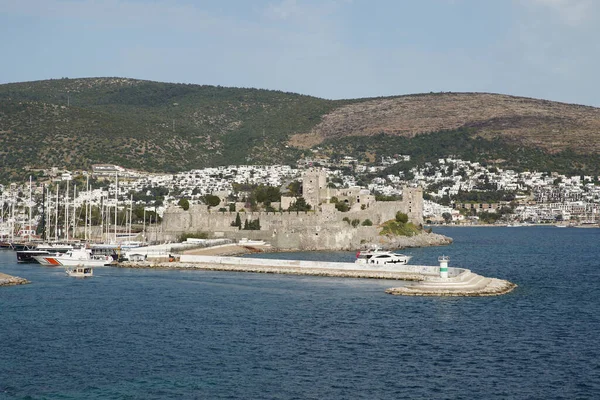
[
  {"x1": 161, "y1": 193, "x2": 425, "y2": 250},
  {"x1": 160, "y1": 171, "x2": 424, "y2": 250}
]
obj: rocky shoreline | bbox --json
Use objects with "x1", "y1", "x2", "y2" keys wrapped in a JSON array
[
  {"x1": 0, "y1": 272, "x2": 31, "y2": 287},
  {"x1": 368, "y1": 232, "x2": 452, "y2": 251}
]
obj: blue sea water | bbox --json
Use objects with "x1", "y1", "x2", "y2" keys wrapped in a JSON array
[{"x1": 1, "y1": 226, "x2": 599, "y2": 399}]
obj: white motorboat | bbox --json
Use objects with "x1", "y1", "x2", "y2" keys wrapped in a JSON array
[
  {"x1": 33, "y1": 247, "x2": 113, "y2": 267},
  {"x1": 355, "y1": 247, "x2": 412, "y2": 265},
  {"x1": 65, "y1": 266, "x2": 93, "y2": 277}
]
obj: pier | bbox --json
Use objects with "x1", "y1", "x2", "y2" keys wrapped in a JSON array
[{"x1": 118, "y1": 254, "x2": 516, "y2": 297}]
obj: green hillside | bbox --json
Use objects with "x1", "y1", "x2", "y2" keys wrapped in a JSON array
[
  {"x1": 0, "y1": 78, "x2": 348, "y2": 181},
  {"x1": 1, "y1": 78, "x2": 600, "y2": 183}
]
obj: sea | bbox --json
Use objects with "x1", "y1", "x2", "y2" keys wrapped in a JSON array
[{"x1": 0, "y1": 226, "x2": 599, "y2": 400}]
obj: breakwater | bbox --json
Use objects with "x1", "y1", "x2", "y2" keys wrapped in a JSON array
[
  {"x1": 0, "y1": 272, "x2": 30, "y2": 287},
  {"x1": 117, "y1": 255, "x2": 516, "y2": 296}
]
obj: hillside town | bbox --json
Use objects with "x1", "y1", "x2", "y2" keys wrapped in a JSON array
[{"x1": 1, "y1": 154, "x2": 599, "y2": 241}]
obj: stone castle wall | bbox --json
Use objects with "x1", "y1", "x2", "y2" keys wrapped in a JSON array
[
  {"x1": 160, "y1": 168, "x2": 424, "y2": 250},
  {"x1": 161, "y1": 195, "x2": 423, "y2": 250}
]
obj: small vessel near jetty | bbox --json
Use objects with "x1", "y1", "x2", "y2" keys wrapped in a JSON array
[
  {"x1": 65, "y1": 266, "x2": 93, "y2": 278},
  {"x1": 33, "y1": 247, "x2": 114, "y2": 267},
  {"x1": 355, "y1": 247, "x2": 412, "y2": 265}
]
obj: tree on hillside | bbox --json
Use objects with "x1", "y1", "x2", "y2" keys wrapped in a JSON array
[
  {"x1": 203, "y1": 194, "x2": 220, "y2": 207},
  {"x1": 253, "y1": 185, "x2": 281, "y2": 204},
  {"x1": 289, "y1": 197, "x2": 311, "y2": 212},
  {"x1": 231, "y1": 212, "x2": 242, "y2": 229},
  {"x1": 287, "y1": 181, "x2": 302, "y2": 197},
  {"x1": 442, "y1": 212, "x2": 452, "y2": 223},
  {"x1": 178, "y1": 198, "x2": 190, "y2": 211}
]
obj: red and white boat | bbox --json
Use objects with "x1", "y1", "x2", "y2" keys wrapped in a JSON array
[{"x1": 33, "y1": 247, "x2": 113, "y2": 267}]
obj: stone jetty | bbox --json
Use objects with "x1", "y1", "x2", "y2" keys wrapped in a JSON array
[
  {"x1": 0, "y1": 272, "x2": 30, "y2": 287},
  {"x1": 118, "y1": 254, "x2": 516, "y2": 297},
  {"x1": 385, "y1": 270, "x2": 517, "y2": 297}
]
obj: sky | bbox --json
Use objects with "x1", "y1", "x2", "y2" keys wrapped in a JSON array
[{"x1": 1, "y1": 0, "x2": 599, "y2": 106}]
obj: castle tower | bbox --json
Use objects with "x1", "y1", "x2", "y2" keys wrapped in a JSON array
[
  {"x1": 403, "y1": 186, "x2": 424, "y2": 224},
  {"x1": 302, "y1": 168, "x2": 327, "y2": 209}
]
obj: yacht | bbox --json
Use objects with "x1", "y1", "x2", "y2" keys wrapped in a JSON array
[{"x1": 355, "y1": 247, "x2": 412, "y2": 265}]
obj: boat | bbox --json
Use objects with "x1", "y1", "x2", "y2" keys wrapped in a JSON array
[
  {"x1": 16, "y1": 243, "x2": 74, "y2": 263},
  {"x1": 65, "y1": 266, "x2": 93, "y2": 278},
  {"x1": 355, "y1": 247, "x2": 412, "y2": 265},
  {"x1": 9, "y1": 242, "x2": 35, "y2": 251},
  {"x1": 239, "y1": 238, "x2": 270, "y2": 246},
  {"x1": 33, "y1": 247, "x2": 114, "y2": 267},
  {"x1": 17, "y1": 249, "x2": 51, "y2": 263}
]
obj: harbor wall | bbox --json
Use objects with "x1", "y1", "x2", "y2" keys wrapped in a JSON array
[{"x1": 178, "y1": 254, "x2": 466, "y2": 277}]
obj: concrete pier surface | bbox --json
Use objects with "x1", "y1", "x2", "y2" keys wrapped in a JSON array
[
  {"x1": 117, "y1": 254, "x2": 516, "y2": 296},
  {"x1": 0, "y1": 272, "x2": 30, "y2": 287},
  {"x1": 385, "y1": 272, "x2": 517, "y2": 297}
]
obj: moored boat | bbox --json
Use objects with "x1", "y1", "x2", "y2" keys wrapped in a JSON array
[
  {"x1": 355, "y1": 247, "x2": 412, "y2": 265},
  {"x1": 33, "y1": 247, "x2": 113, "y2": 267},
  {"x1": 16, "y1": 243, "x2": 74, "y2": 263},
  {"x1": 16, "y1": 249, "x2": 51, "y2": 263}
]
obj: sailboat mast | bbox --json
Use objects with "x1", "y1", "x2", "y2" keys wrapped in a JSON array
[
  {"x1": 55, "y1": 184, "x2": 59, "y2": 241},
  {"x1": 100, "y1": 195, "x2": 104, "y2": 243},
  {"x1": 129, "y1": 194, "x2": 133, "y2": 243},
  {"x1": 45, "y1": 186, "x2": 50, "y2": 241},
  {"x1": 72, "y1": 184, "x2": 77, "y2": 240},
  {"x1": 114, "y1": 172, "x2": 118, "y2": 243},
  {"x1": 28, "y1": 176, "x2": 32, "y2": 240},
  {"x1": 65, "y1": 179, "x2": 69, "y2": 242},
  {"x1": 10, "y1": 192, "x2": 14, "y2": 243},
  {"x1": 86, "y1": 174, "x2": 90, "y2": 242}
]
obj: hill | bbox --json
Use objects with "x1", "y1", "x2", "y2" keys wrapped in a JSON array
[
  {"x1": 1, "y1": 78, "x2": 600, "y2": 183},
  {"x1": 289, "y1": 92, "x2": 600, "y2": 154}
]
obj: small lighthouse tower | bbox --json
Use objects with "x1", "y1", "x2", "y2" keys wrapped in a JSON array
[{"x1": 438, "y1": 256, "x2": 449, "y2": 279}]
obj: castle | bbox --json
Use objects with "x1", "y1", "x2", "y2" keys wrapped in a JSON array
[{"x1": 160, "y1": 168, "x2": 423, "y2": 250}]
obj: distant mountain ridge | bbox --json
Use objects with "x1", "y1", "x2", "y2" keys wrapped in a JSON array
[{"x1": 1, "y1": 77, "x2": 600, "y2": 183}]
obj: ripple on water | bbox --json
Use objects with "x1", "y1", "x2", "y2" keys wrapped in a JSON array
[{"x1": 0, "y1": 227, "x2": 599, "y2": 399}]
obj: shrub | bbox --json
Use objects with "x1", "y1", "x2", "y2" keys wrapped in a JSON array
[
  {"x1": 177, "y1": 231, "x2": 208, "y2": 242},
  {"x1": 361, "y1": 219, "x2": 373, "y2": 226},
  {"x1": 178, "y1": 198, "x2": 190, "y2": 211},
  {"x1": 380, "y1": 220, "x2": 421, "y2": 237},
  {"x1": 335, "y1": 202, "x2": 350, "y2": 212},
  {"x1": 395, "y1": 212, "x2": 409, "y2": 224}
]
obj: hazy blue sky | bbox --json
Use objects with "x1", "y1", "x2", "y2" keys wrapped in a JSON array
[{"x1": 1, "y1": 0, "x2": 599, "y2": 105}]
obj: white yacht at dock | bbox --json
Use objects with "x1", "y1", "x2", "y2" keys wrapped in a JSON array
[{"x1": 355, "y1": 246, "x2": 412, "y2": 265}]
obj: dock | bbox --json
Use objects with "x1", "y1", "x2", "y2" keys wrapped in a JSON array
[{"x1": 118, "y1": 254, "x2": 516, "y2": 297}]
